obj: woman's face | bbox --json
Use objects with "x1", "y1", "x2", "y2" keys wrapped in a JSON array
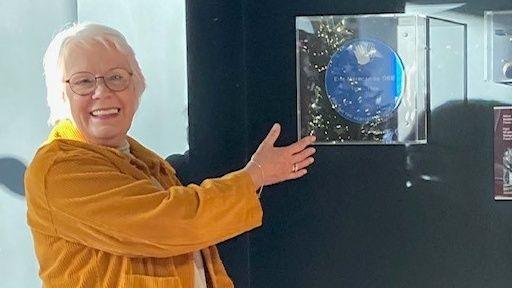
[{"x1": 62, "y1": 41, "x2": 139, "y2": 147}]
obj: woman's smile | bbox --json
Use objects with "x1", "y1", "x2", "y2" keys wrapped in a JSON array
[{"x1": 90, "y1": 107, "x2": 121, "y2": 118}]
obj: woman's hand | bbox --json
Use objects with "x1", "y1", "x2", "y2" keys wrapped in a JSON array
[{"x1": 244, "y1": 123, "x2": 316, "y2": 188}]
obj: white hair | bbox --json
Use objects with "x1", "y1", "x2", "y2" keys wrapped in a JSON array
[{"x1": 43, "y1": 22, "x2": 146, "y2": 125}]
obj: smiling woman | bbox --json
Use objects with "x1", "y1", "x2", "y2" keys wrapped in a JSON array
[
  {"x1": 25, "y1": 23, "x2": 316, "y2": 288},
  {"x1": 62, "y1": 40, "x2": 141, "y2": 147}
]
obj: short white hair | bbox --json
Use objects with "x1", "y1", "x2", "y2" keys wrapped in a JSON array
[{"x1": 43, "y1": 22, "x2": 146, "y2": 125}]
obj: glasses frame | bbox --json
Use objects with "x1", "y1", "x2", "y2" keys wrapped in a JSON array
[{"x1": 64, "y1": 67, "x2": 134, "y2": 96}]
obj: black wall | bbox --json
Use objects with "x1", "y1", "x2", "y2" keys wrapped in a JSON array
[
  {"x1": 186, "y1": 1, "x2": 512, "y2": 287},
  {"x1": 186, "y1": 1, "x2": 251, "y2": 287}
]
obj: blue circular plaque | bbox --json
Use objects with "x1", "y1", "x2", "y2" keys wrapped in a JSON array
[{"x1": 325, "y1": 38, "x2": 405, "y2": 124}]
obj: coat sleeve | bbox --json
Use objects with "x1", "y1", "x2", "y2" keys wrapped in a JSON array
[{"x1": 34, "y1": 150, "x2": 263, "y2": 258}]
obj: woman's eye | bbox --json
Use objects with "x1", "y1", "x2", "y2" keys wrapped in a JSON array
[
  {"x1": 75, "y1": 78, "x2": 93, "y2": 84},
  {"x1": 109, "y1": 75, "x2": 123, "y2": 81}
]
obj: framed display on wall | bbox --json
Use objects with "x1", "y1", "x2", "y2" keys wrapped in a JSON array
[{"x1": 296, "y1": 14, "x2": 466, "y2": 144}]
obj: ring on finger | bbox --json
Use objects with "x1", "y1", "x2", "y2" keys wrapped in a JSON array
[{"x1": 292, "y1": 163, "x2": 298, "y2": 173}]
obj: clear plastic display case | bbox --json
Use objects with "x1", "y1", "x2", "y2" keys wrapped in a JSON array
[
  {"x1": 485, "y1": 10, "x2": 512, "y2": 84},
  {"x1": 296, "y1": 14, "x2": 466, "y2": 144}
]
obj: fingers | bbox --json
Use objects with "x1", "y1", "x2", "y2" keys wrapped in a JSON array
[
  {"x1": 294, "y1": 156, "x2": 315, "y2": 171},
  {"x1": 261, "y1": 123, "x2": 281, "y2": 147},
  {"x1": 286, "y1": 155, "x2": 314, "y2": 181},
  {"x1": 292, "y1": 147, "x2": 316, "y2": 163},
  {"x1": 288, "y1": 168, "x2": 308, "y2": 180},
  {"x1": 287, "y1": 148, "x2": 315, "y2": 181},
  {"x1": 287, "y1": 135, "x2": 316, "y2": 154}
]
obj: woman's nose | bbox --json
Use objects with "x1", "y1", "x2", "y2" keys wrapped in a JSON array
[{"x1": 91, "y1": 77, "x2": 113, "y2": 99}]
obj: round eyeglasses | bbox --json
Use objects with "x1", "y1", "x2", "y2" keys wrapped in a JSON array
[{"x1": 64, "y1": 68, "x2": 133, "y2": 96}]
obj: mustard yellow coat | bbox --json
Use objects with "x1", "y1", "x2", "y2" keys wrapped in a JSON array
[{"x1": 25, "y1": 120, "x2": 263, "y2": 288}]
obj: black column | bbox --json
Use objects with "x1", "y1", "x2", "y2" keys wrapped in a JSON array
[{"x1": 186, "y1": 1, "x2": 250, "y2": 287}]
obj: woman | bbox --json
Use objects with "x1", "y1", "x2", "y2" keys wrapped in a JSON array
[{"x1": 25, "y1": 23, "x2": 316, "y2": 288}]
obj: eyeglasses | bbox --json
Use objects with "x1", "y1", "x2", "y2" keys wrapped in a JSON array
[{"x1": 64, "y1": 68, "x2": 133, "y2": 96}]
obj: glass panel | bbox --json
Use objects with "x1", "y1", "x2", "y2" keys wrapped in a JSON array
[
  {"x1": 428, "y1": 17, "x2": 467, "y2": 110},
  {"x1": 78, "y1": 0, "x2": 189, "y2": 155}
]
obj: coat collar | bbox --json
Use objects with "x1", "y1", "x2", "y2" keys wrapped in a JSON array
[
  {"x1": 45, "y1": 119, "x2": 176, "y2": 175},
  {"x1": 46, "y1": 119, "x2": 86, "y2": 143}
]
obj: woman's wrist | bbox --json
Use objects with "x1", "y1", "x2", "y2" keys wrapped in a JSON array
[{"x1": 244, "y1": 160, "x2": 264, "y2": 191}]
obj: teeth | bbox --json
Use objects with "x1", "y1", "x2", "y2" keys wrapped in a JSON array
[{"x1": 91, "y1": 108, "x2": 119, "y2": 116}]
